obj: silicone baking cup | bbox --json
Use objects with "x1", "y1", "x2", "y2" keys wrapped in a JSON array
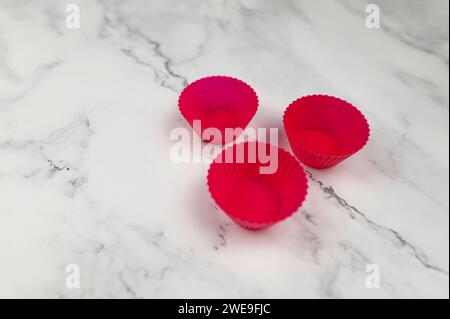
[
  {"x1": 207, "y1": 142, "x2": 308, "y2": 230},
  {"x1": 178, "y1": 76, "x2": 258, "y2": 144},
  {"x1": 283, "y1": 95, "x2": 370, "y2": 169}
]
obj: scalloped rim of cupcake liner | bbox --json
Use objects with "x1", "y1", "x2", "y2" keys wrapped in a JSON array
[
  {"x1": 178, "y1": 75, "x2": 259, "y2": 131},
  {"x1": 283, "y1": 94, "x2": 371, "y2": 161},
  {"x1": 206, "y1": 141, "x2": 309, "y2": 228}
]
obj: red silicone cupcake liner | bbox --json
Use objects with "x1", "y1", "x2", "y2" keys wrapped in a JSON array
[
  {"x1": 178, "y1": 76, "x2": 259, "y2": 145},
  {"x1": 207, "y1": 141, "x2": 308, "y2": 230},
  {"x1": 283, "y1": 95, "x2": 370, "y2": 169}
]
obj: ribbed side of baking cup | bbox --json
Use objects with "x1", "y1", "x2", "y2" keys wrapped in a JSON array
[
  {"x1": 207, "y1": 141, "x2": 308, "y2": 230},
  {"x1": 283, "y1": 94, "x2": 370, "y2": 169},
  {"x1": 178, "y1": 76, "x2": 259, "y2": 145}
]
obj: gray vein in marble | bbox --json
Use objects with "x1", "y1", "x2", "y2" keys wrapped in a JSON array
[
  {"x1": 118, "y1": 266, "x2": 139, "y2": 298},
  {"x1": 0, "y1": 116, "x2": 93, "y2": 199},
  {"x1": 284, "y1": 0, "x2": 313, "y2": 25},
  {"x1": 340, "y1": 242, "x2": 371, "y2": 264},
  {"x1": 338, "y1": 0, "x2": 449, "y2": 65},
  {"x1": 302, "y1": 228, "x2": 322, "y2": 259},
  {"x1": 214, "y1": 223, "x2": 229, "y2": 251},
  {"x1": 174, "y1": 18, "x2": 211, "y2": 66},
  {"x1": 126, "y1": 224, "x2": 192, "y2": 265},
  {"x1": 394, "y1": 69, "x2": 449, "y2": 110},
  {"x1": 46, "y1": 158, "x2": 68, "y2": 175},
  {"x1": 97, "y1": 0, "x2": 188, "y2": 93},
  {"x1": 320, "y1": 263, "x2": 341, "y2": 298},
  {"x1": 366, "y1": 143, "x2": 448, "y2": 211},
  {"x1": 0, "y1": 60, "x2": 61, "y2": 110},
  {"x1": 306, "y1": 169, "x2": 449, "y2": 276},
  {"x1": 382, "y1": 23, "x2": 449, "y2": 66},
  {"x1": 301, "y1": 210, "x2": 317, "y2": 226}
]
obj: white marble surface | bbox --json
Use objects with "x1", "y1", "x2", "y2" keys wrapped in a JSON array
[{"x1": 0, "y1": 0, "x2": 448, "y2": 298}]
